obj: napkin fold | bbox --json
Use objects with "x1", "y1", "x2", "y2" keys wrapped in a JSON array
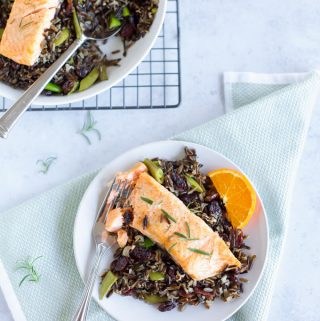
[{"x1": 1, "y1": 72, "x2": 319, "y2": 321}]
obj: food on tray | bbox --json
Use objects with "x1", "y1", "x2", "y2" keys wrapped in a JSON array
[
  {"x1": 100, "y1": 147, "x2": 257, "y2": 312},
  {"x1": 0, "y1": 0, "x2": 158, "y2": 94}
]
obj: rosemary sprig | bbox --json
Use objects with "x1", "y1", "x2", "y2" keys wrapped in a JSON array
[
  {"x1": 37, "y1": 157, "x2": 57, "y2": 174},
  {"x1": 140, "y1": 196, "x2": 153, "y2": 205},
  {"x1": 174, "y1": 232, "x2": 187, "y2": 239},
  {"x1": 15, "y1": 256, "x2": 42, "y2": 287},
  {"x1": 185, "y1": 222, "x2": 191, "y2": 238},
  {"x1": 188, "y1": 248, "x2": 211, "y2": 256},
  {"x1": 78, "y1": 111, "x2": 101, "y2": 145},
  {"x1": 161, "y1": 209, "x2": 176, "y2": 223},
  {"x1": 167, "y1": 243, "x2": 177, "y2": 252}
]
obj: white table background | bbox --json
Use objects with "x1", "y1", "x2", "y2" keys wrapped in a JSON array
[{"x1": 1, "y1": 0, "x2": 320, "y2": 320}]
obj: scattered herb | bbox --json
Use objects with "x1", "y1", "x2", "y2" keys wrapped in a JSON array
[
  {"x1": 15, "y1": 256, "x2": 42, "y2": 287},
  {"x1": 37, "y1": 157, "x2": 57, "y2": 174},
  {"x1": 188, "y1": 248, "x2": 211, "y2": 256},
  {"x1": 185, "y1": 222, "x2": 191, "y2": 238},
  {"x1": 140, "y1": 196, "x2": 153, "y2": 205},
  {"x1": 180, "y1": 238, "x2": 199, "y2": 241},
  {"x1": 174, "y1": 232, "x2": 187, "y2": 239},
  {"x1": 78, "y1": 111, "x2": 101, "y2": 145},
  {"x1": 143, "y1": 216, "x2": 148, "y2": 229},
  {"x1": 161, "y1": 209, "x2": 176, "y2": 223},
  {"x1": 167, "y1": 243, "x2": 177, "y2": 252}
]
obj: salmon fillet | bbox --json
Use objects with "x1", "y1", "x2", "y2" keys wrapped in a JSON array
[
  {"x1": 0, "y1": 0, "x2": 59, "y2": 66},
  {"x1": 129, "y1": 172, "x2": 241, "y2": 281}
]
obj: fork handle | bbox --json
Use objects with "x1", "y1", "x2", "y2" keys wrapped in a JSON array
[{"x1": 72, "y1": 243, "x2": 107, "y2": 321}]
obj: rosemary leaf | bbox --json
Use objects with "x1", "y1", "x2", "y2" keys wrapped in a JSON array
[
  {"x1": 78, "y1": 111, "x2": 101, "y2": 145},
  {"x1": 37, "y1": 157, "x2": 57, "y2": 174},
  {"x1": 161, "y1": 209, "x2": 176, "y2": 223},
  {"x1": 188, "y1": 248, "x2": 211, "y2": 256},
  {"x1": 174, "y1": 232, "x2": 187, "y2": 239},
  {"x1": 167, "y1": 243, "x2": 177, "y2": 252},
  {"x1": 185, "y1": 222, "x2": 191, "y2": 238},
  {"x1": 140, "y1": 196, "x2": 153, "y2": 205},
  {"x1": 15, "y1": 256, "x2": 42, "y2": 287}
]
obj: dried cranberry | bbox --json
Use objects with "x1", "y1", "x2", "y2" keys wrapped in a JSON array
[
  {"x1": 171, "y1": 172, "x2": 187, "y2": 192},
  {"x1": 158, "y1": 301, "x2": 176, "y2": 312},
  {"x1": 111, "y1": 256, "x2": 129, "y2": 272},
  {"x1": 194, "y1": 286, "x2": 214, "y2": 300},
  {"x1": 130, "y1": 246, "x2": 151, "y2": 261},
  {"x1": 178, "y1": 289, "x2": 191, "y2": 298},
  {"x1": 122, "y1": 288, "x2": 134, "y2": 296}
]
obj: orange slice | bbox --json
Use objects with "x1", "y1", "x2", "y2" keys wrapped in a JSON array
[{"x1": 208, "y1": 169, "x2": 256, "y2": 229}]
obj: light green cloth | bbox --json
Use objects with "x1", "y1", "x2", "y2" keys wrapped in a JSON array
[{"x1": 1, "y1": 72, "x2": 319, "y2": 321}]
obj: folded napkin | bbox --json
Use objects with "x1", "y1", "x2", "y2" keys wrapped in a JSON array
[{"x1": 1, "y1": 72, "x2": 319, "y2": 321}]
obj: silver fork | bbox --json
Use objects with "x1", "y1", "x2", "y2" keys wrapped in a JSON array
[{"x1": 72, "y1": 178, "x2": 132, "y2": 321}]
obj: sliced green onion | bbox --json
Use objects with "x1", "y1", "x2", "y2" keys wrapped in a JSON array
[
  {"x1": 122, "y1": 6, "x2": 131, "y2": 17},
  {"x1": 143, "y1": 158, "x2": 164, "y2": 184},
  {"x1": 139, "y1": 236, "x2": 155, "y2": 249},
  {"x1": 0, "y1": 28, "x2": 4, "y2": 41},
  {"x1": 185, "y1": 174, "x2": 204, "y2": 193},
  {"x1": 99, "y1": 271, "x2": 118, "y2": 300},
  {"x1": 45, "y1": 82, "x2": 62, "y2": 93},
  {"x1": 108, "y1": 14, "x2": 122, "y2": 29},
  {"x1": 151, "y1": 8, "x2": 158, "y2": 14},
  {"x1": 79, "y1": 67, "x2": 99, "y2": 92},
  {"x1": 72, "y1": 8, "x2": 82, "y2": 39},
  {"x1": 99, "y1": 65, "x2": 108, "y2": 81},
  {"x1": 54, "y1": 28, "x2": 70, "y2": 47},
  {"x1": 149, "y1": 271, "x2": 165, "y2": 281},
  {"x1": 67, "y1": 81, "x2": 80, "y2": 95}
]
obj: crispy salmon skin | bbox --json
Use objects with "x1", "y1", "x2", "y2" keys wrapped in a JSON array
[{"x1": 0, "y1": 0, "x2": 59, "y2": 66}]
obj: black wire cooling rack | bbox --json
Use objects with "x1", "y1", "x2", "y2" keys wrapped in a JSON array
[{"x1": 0, "y1": 0, "x2": 181, "y2": 111}]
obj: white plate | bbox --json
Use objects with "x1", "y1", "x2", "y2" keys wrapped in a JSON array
[
  {"x1": 0, "y1": 0, "x2": 167, "y2": 105},
  {"x1": 73, "y1": 140, "x2": 269, "y2": 321}
]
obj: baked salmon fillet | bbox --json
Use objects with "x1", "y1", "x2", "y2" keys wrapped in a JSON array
[
  {"x1": 0, "y1": 0, "x2": 59, "y2": 66},
  {"x1": 129, "y1": 172, "x2": 241, "y2": 281}
]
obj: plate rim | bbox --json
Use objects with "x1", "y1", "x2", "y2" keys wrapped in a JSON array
[
  {"x1": 73, "y1": 140, "x2": 269, "y2": 321},
  {"x1": 0, "y1": 0, "x2": 167, "y2": 105}
]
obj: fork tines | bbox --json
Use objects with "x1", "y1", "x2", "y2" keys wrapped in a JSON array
[{"x1": 97, "y1": 178, "x2": 133, "y2": 224}]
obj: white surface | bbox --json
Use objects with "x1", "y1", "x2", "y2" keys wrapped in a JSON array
[
  {"x1": 73, "y1": 141, "x2": 268, "y2": 321},
  {"x1": 1, "y1": 0, "x2": 320, "y2": 320},
  {"x1": 0, "y1": 0, "x2": 167, "y2": 105}
]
